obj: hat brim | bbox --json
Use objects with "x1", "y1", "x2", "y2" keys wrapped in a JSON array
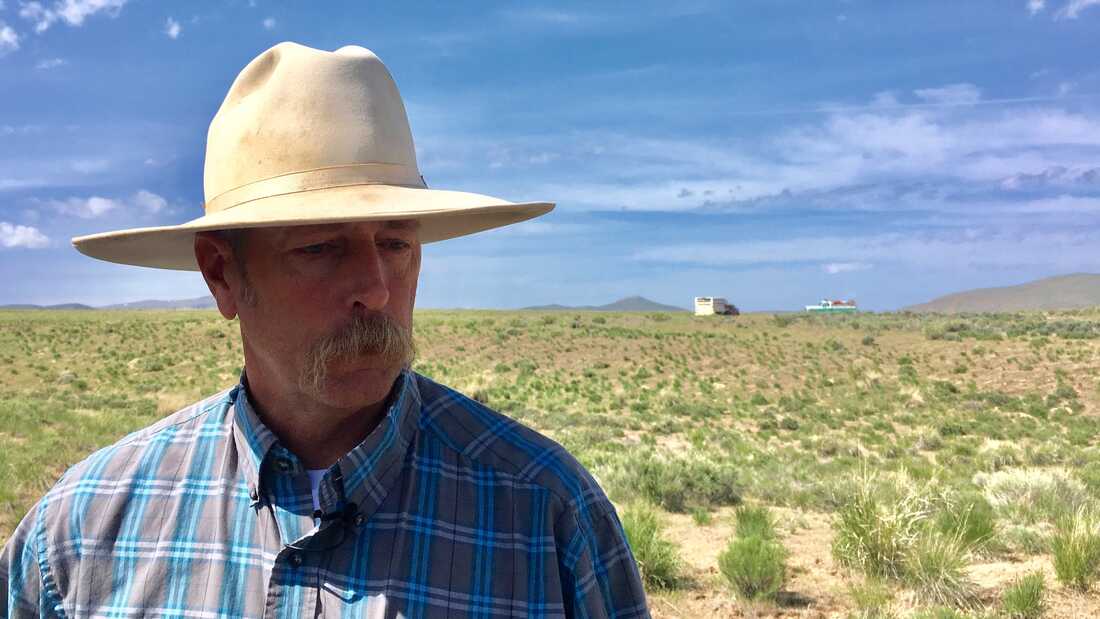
[{"x1": 71, "y1": 184, "x2": 554, "y2": 271}]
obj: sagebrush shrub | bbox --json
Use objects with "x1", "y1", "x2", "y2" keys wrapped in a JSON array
[
  {"x1": 599, "y1": 449, "x2": 741, "y2": 512},
  {"x1": 974, "y1": 467, "x2": 1088, "y2": 524},
  {"x1": 717, "y1": 534, "x2": 786, "y2": 601}
]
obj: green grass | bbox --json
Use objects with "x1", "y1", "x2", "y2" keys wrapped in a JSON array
[
  {"x1": 619, "y1": 502, "x2": 682, "y2": 591},
  {"x1": 717, "y1": 534, "x2": 787, "y2": 601},
  {"x1": 846, "y1": 578, "x2": 895, "y2": 619},
  {"x1": 1001, "y1": 571, "x2": 1045, "y2": 619},
  {"x1": 3, "y1": 308, "x2": 1100, "y2": 615},
  {"x1": 933, "y1": 493, "x2": 997, "y2": 555},
  {"x1": 1050, "y1": 506, "x2": 1100, "y2": 591},
  {"x1": 831, "y1": 471, "x2": 931, "y2": 581},
  {"x1": 734, "y1": 504, "x2": 778, "y2": 540},
  {"x1": 902, "y1": 530, "x2": 979, "y2": 609}
]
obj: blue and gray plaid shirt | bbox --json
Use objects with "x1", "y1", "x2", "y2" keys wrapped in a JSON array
[{"x1": 1, "y1": 370, "x2": 648, "y2": 618}]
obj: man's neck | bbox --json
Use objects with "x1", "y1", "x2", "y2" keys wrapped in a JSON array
[{"x1": 242, "y1": 371, "x2": 400, "y2": 470}]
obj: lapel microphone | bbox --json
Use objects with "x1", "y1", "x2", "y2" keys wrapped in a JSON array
[{"x1": 313, "y1": 502, "x2": 360, "y2": 525}]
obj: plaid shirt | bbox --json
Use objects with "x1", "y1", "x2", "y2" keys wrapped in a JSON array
[{"x1": 1, "y1": 371, "x2": 648, "y2": 618}]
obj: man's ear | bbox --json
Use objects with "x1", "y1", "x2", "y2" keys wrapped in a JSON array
[{"x1": 194, "y1": 232, "x2": 239, "y2": 320}]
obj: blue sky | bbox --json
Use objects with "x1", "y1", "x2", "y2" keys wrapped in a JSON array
[{"x1": 2, "y1": 1, "x2": 1100, "y2": 311}]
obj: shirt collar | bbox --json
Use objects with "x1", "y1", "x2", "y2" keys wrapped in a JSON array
[{"x1": 230, "y1": 369, "x2": 422, "y2": 516}]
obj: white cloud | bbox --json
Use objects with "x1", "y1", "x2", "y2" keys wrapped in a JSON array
[
  {"x1": 1, "y1": 124, "x2": 43, "y2": 135},
  {"x1": 164, "y1": 16, "x2": 180, "y2": 39},
  {"x1": 913, "y1": 83, "x2": 981, "y2": 106},
  {"x1": 1028, "y1": 0, "x2": 1046, "y2": 14},
  {"x1": 632, "y1": 229, "x2": 1100, "y2": 272},
  {"x1": 35, "y1": 57, "x2": 66, "y2": 69},
  {"x1": 766, "y1": 106, "x2": 1100, "y2": 193},
  {"x1": 262, "y1": 16, "x2": 275, "y2": 30},
  {"x1": 0, "y1": 222, "x2": 49, "y2": 249},
  {"x1": 1055, "y1": 0, "x2": 1100, "y2": 18},
  {"x1": 477, "y1": 220, "x2": 591, "y2": 238},
  {"x1": 871, "y1": 91, "x2": 900, "y2": 107},
  {"x1": 43, "y1": 190, "x2": 170, "y2": 219},
  {"x1": 46, "y1": 195, "x2": 121, "y2": 218},
  {"x1": 131, "y1": 189, "x2": 166, "y2": 213},
  {"x1": 422, "y1": 96, "x2": 1100, "y2": 217},
  {"x1": 824, "y1": 262, "x2": 872, "y2": 275},
  {"x1": 1000, "y1": 166, "x2": 1100, "y2": 191},
  {"x1": 70, "y1": 158, "x2": 110, "y2": 174},
  {"x1": 0, "y1": 21, "x2": 19, "y2": 56},
  {"x1": 19, "y1": 0, "x2": 128, "y2": 34}
]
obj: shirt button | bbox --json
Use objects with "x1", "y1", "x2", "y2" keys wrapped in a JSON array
[
  {"x1": 276, "y1": 459, "x2": 291, "y2": 473},
  {"x1": 288, "y1": 551, "x2": 303, "y2": 568},
  {"x1": 354, "y1": 514, "x2": 365, "y2": 527}
]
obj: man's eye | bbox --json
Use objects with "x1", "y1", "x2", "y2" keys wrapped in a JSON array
[
  {"x1": 297, "y1": 242, "x2": 333, "y2": 255},
  {"x1": 380, "y1": 239, "x2": 411, "y2": 251}
]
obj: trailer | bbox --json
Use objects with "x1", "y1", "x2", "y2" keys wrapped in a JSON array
[{"x1": 695, "y1": 296, "x2": 740, "y2": 316}]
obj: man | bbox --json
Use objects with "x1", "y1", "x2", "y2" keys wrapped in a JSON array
[{"x1": 0, "y1": 42, "x2": 648, "y2": 618}]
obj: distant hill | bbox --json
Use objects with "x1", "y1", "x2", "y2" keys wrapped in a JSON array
[
  {"x1": 0, "y1": 303, "x2": 93, "y2": 310},
  {"x1": 523, "y1": 296, "x2": 687, "y2": 312},
  {"x1": 101, "y1": 296, "x2": 216, "y2": 310},
  {"x1": 905, "y1": 273, "x2": 1100, "y2": 313},
  {"x1": 1, "y1": 297, "x2": 214, "y2": 310}
]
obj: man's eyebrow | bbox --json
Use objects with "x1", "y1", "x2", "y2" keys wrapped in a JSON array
[{"x1": 383, "y1": 220, "x2": 420, "y2": 230}]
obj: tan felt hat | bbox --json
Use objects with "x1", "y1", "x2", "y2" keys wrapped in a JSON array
[{"x1": 71, "y1": 42, "x2": 554, "y2": 271}]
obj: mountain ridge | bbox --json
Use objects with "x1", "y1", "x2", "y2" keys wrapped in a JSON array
[
  {"x1": 904, "y1": 273, "x2": 1100, "y2": 313},
  {"x1": 523, "y1": 296, "x2": 687, "y2": 312},
  {"x1": 2, "y1": 295, "x2": 689, "y2": 312}
]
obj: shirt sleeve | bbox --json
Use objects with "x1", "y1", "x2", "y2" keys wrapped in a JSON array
[
  {"x1": 0, "y1": 502, "x2": 46, "y2": 619},
  {"x1": 556, "y1": 503, "x2": 650, "y2": 619}
]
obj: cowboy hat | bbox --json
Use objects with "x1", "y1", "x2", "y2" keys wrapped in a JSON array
[{"x1": 71, "y1": 42, "x2": 554, "y2": 270}]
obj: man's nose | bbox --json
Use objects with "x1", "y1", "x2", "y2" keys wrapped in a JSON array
[{"x1": 346, "y1": 243, "x2": 390, "y2": 311}]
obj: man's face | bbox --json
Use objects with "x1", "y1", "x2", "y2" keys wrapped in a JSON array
[{"x1": 227, "y1": 220, "x2": 421, "y2": 411}]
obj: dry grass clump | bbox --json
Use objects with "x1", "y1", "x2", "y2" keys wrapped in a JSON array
[
  {"x1": 832, "y1": 470, "x2": 981, "y2": 609},
  {"x1": 903, "y1": 530, "x2": 979, "y2": 609},
  {"x1": 974, "y1": 467, "x2": 1089, "y2": 525},
  {"x1": 831, "y1": 470, "x2": 936, "y2": 581}
]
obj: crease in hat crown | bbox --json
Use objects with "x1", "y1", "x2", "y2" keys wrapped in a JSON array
[{"x1": 70, "y1": 41, "x2": 553, "y2": 271}]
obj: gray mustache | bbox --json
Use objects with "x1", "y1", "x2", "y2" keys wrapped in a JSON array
[{"x1": 298, "y1": 313, "x2": 415, "y2": 395}]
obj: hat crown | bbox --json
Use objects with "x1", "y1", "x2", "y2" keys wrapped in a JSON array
[{"x1": 204, "y1": 42, "x2": 421, "y2": 204}]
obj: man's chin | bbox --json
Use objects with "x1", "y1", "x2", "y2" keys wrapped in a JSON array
[{"x1": 307, "y1": 363, "x2": 404, "y2": 410}]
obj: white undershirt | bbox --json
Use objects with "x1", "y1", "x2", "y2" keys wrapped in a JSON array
[{"x1": 307, "y1": 469, "x2": 327, "y2": 512}]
